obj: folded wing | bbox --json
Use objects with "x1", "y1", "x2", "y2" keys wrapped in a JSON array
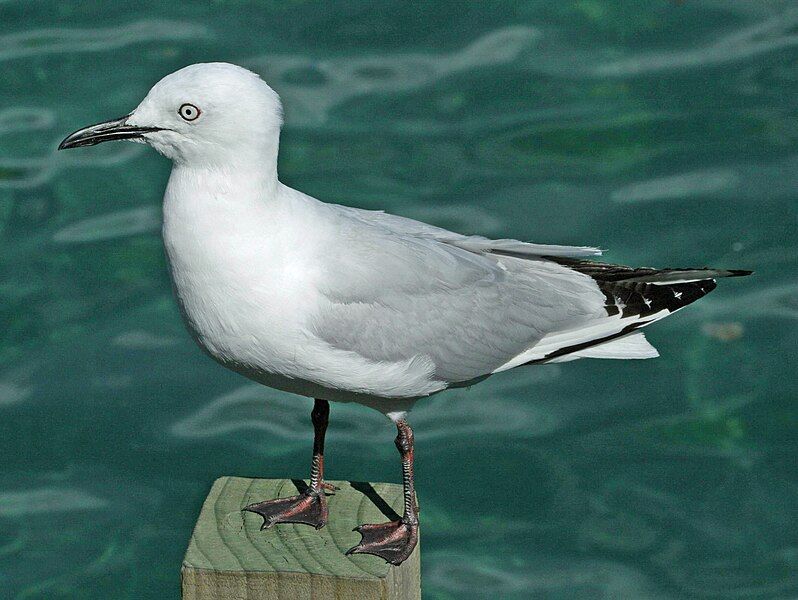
[
  {"x1": 311, "y1": 204, "x2": 749, "y2": 392},
  {"x1": 312, "y1": 207, "x2": 603, "y2": 386}
]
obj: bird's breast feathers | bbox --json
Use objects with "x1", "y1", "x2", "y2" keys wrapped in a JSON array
[{"x1": 161, "y1": 182, "x2": 445, "y2": 399}]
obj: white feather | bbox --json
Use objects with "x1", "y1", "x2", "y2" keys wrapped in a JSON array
[{"x1": 545, "y1": 332, "x2": 659, "y2": 363}]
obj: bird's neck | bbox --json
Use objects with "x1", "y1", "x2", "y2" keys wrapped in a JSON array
[
  {"x1": 171, "y1": 125, "x2": 282, "y2": 188},
  {"x1": 162, "y1": 154, "x2": 285, "y2": 254},
  {"x1": 168, "y1": 144, "x2": 281, "y2": 204}
]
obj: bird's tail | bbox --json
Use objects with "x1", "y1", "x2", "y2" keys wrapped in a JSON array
[
  {"x1": 546, "y1": 258, "x2": 751, "y2": 320},
  {"x1": 497, "y1": 258, "x2": 752, "y2": 368}
]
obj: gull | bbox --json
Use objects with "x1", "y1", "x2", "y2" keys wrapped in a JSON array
[{"x1": 59, "y1": 63, "x2": 751, "y2": 565}]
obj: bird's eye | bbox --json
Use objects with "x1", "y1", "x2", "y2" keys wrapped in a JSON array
[{"x1": 178, "y1": 103, "x2": 201, "y2": 121}]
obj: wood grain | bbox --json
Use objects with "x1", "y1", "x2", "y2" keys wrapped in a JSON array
[{"x1": 181, "y1": 477, "x2": 420, "y2": 600}]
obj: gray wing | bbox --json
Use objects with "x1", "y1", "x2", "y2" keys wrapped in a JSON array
[
  {"x1": 311, "y1": 207, "x2": 607, "y2": 384},
  {"x1": 337, "y1": 205, "x2": 604, "y2": 259}
]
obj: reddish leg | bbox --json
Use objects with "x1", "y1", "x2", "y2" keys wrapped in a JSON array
[
  {"x1": 244, "y1": 399, "x2": 331, "y2": 530},
  {"x1": 346, "y1": 418, "x2": 419, "y2": 565}
]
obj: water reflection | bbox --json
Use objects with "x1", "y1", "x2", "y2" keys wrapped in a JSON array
[
  {"x1": 53, "y1": 206, "x2": 159, "y2": 244},
  {"x1": 247, "y1": 26, "x2": 539, "y2": 127},
  {"x1": 0, "y1": 20, "x2": 210, "y2": 62}
]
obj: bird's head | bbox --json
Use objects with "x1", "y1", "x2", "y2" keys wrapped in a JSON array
[{"x1": 58, "y1": 62, "x2": 283, "y2": 166}]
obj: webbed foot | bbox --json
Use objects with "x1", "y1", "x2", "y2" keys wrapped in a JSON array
[
  {"x1": 243, "y1": 490, "x2": 328, "y2": 530},
  {"x1": 345, "y1": 519, "x2": 418, "y2": 565}
]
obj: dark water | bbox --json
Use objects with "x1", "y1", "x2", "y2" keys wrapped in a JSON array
[{"x1": 1, "y1": 2, "x2": 797, "y2": 598}]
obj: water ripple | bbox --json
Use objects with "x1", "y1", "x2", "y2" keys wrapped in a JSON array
[
  {"x1": 426, "y1": 552, "x2": 672, "y2": 599},
  {"x1": 0, "y1": 19, "x2": 211, "y2": 62},
  {"x1": 246, "y1": 25, "x2": 539, "y2": 126},
  {"x1": 706, "y1": 282, "x2": 798, "y2": 320},
  {"x1": 170, "y1": 380, "x2": 563, "y2": 447},
  {"x1": 0, "y1": 107, "x2": 55, "y2": 134},
  {"x1": 511, "y1": 6, "x2": 798, "y2": 81},
  {"x1": 111, "y1": 330, "x2": 179, "y2": 349},
  {"x1": 612, "y1": 169, "x2": 740, "y2": 203},
  {"x1": 595, "y1": 8, "x2": 798, "y2": 77},
  {"x1": 52, "y1": 206, "x2": 159, "y2": 244},
  {"x1": 0, "y1": 106, "x2": 143, "y2": 189},
  {"x1": 0, "y1": 381, "x2": 31, "y2": 406},
  {"x1": 0, "y1": 487, "x2": 108, "y2": 517},
  {"x1": 613, "y1": 155, "x2": 798, "y2": 203}
]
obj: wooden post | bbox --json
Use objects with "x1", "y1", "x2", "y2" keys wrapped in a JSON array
[{"x1": 181, "y1": 477, "x2": 421, "y2": 600}]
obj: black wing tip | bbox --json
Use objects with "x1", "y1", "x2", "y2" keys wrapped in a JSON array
[{"x1": 724, "y1": 269, "x2": 753, "y2": 278}]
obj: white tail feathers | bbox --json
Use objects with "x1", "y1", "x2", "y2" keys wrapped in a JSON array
[{"x1": 545, "y1": 332, "x2": 659, "y2": 363}]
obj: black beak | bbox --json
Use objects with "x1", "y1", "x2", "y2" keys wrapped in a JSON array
[{"x1": 58, "y1": 114, "x2": 162, "y2": 150}]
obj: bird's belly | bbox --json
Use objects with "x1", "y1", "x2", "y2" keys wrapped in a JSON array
[
  {"x1": 166, "y1": 255, "x2": 439, "y2": 406},
  {"x1": 169, "y1": 274, "x2": 418, "y2": 406}
]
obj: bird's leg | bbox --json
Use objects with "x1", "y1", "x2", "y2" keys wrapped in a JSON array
[
  {"x1": 244, "y1": 398, "x2": 331, "y2": 530},
  {"x1": 346, "y1": 418, "x2": 419, "y2": 565}
]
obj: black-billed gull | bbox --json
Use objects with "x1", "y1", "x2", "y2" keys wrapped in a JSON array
[{"x1": 59, "y1": 63, "x2": 750, "y2": 565}]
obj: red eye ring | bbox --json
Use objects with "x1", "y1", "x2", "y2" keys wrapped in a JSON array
[{"x1": 178, "y1": 103, "x2": 201, "y2": 121}]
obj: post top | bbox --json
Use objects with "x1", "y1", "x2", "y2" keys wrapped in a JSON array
[{"x1": 183, "y1": 476, "x2": 413, "y2": 580}]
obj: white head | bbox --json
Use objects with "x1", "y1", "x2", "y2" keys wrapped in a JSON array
[{"x1": 59, "y1": 63, "x2": 283, "y2": 167}]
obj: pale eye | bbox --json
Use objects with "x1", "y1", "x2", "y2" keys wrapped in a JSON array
[{"x1": 178, "y1": 103, "x2": 201, "y2": 121}]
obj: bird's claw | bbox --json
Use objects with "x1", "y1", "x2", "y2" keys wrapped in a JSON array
[
  {"x1": 321, "y1": 481, "x2": 340, "y2": 494},
  {"x1": 345, "y1": 519, "x2": 418, "y2": 565},
  {"x1": 243, "y1": 489, "x2": 328, "y2": 530}
]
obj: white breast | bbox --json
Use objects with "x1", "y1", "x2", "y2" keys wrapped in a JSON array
[
  {"x1": 162, "y1": 167, "x2": 317, "y2": 378},
  {"x1": 160, "y1": 168, "x2": 443, "y2": 406}
]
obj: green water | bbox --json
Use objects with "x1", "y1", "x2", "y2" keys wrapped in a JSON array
[{"x1": 1, "y1": 1, "x2": 796, "y2": 598}]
